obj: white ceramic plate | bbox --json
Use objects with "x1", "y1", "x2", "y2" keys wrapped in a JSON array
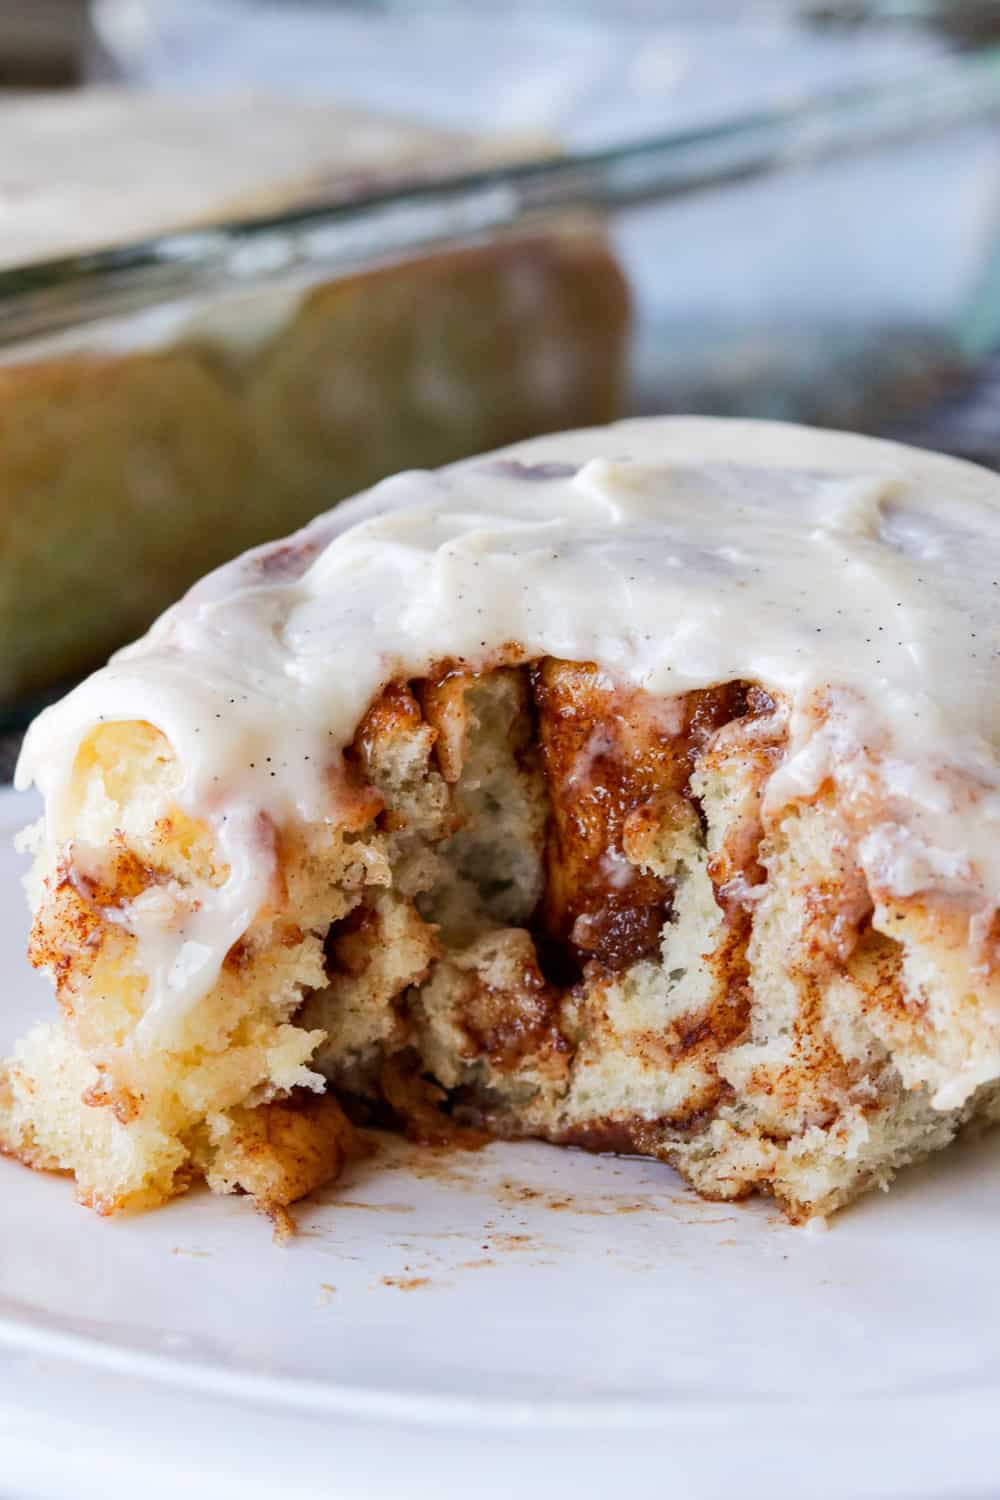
[{"x1": 1, "y1": 785, "x2": 998, "y2": 1500}]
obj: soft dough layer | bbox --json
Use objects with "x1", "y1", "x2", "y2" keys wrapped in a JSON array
[{"x1": 5, "y1": 661, "x2": 999, "y2": 1220}]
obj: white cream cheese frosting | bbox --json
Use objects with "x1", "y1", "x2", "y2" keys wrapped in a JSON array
[{"x1": 17, "y1": 417, "x2": 1000, "y2": 1042}]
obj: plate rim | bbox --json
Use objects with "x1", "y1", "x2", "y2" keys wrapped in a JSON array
[{"x1": 1, "y1": 1292, "x2": 999, "y2": 1436}]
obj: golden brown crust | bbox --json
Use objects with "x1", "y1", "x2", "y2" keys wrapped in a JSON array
[{"x1": 207, "y1": 1093, "x2": 362, "y2": 1213}]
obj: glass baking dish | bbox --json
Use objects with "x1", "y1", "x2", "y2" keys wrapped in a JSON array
[{"x1": 2, "y1": 45, "x2": 1000, "y2": 748}]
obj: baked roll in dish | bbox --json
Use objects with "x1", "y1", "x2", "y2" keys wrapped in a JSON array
[
  {"x1": 5, "y1": 417, "x2": 1000, "y2": 1223},
  {"x1": 0, "y1": 90, "x2": 626, "y2": 701}
]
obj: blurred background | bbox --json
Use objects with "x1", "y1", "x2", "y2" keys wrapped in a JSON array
[{"x1": 3, "y1": 0, "x2": 1000, "y2": 754}]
